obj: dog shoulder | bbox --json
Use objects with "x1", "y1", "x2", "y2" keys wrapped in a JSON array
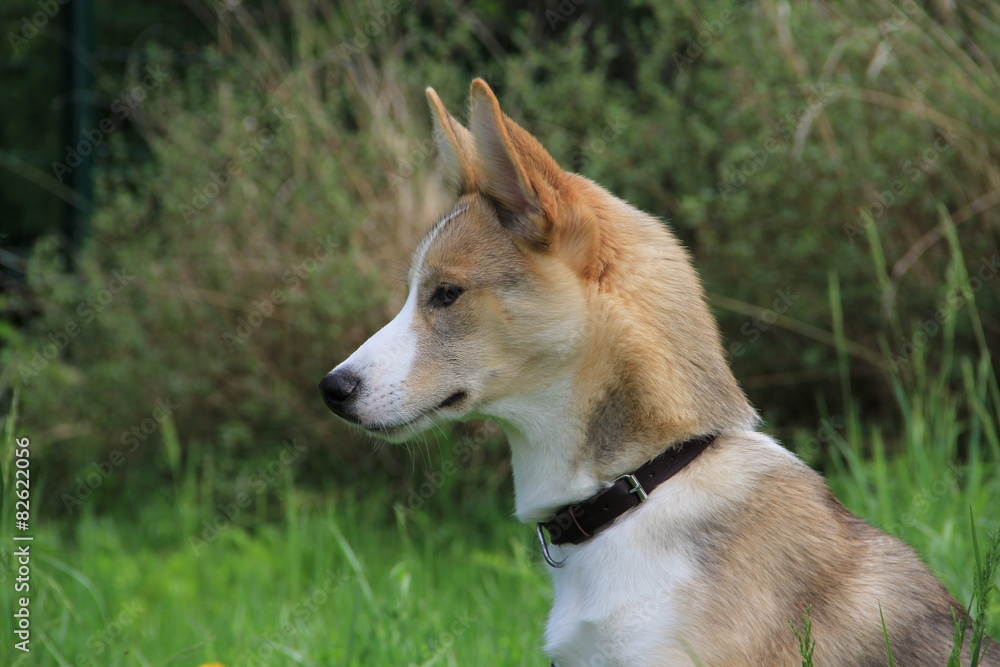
[{"x1": 668, "y1": 431, "x2": 970, "y2": 665}]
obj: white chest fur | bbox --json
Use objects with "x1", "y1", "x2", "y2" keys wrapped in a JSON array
[
  {"x1": 543, "y1": 489, "x2": 701, "y2": 666},
  {"x1": 541, "y1": 434, "x2": 792, "y2": 666}
]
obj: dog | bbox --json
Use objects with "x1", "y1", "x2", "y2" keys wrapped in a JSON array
[{"x1": 319, "y1": 79, "x2": 996, "y2": 666}]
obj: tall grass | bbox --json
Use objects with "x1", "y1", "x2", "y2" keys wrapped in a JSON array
[
  {"x1": 1, "y1": 425, "x2": 548, "y2": 666},
  {"x1": 800, "y1": 212, "x2": 1000, "y2": 614},
  {"x1": 947, "y1": 512, "x2": 1000, "y2": 666},
  {"x1": 790, "y1": 605, "x2": 816, "y2": 666}
]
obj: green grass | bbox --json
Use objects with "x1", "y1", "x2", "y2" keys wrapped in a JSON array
[
  {"x1": 2, "y1": 356, "x2": 998, "y2": 666},
  {"x1": 789, "y1": 605, "x2": 815, "y2": 667},
  {"x1": 949, "y1": 512, "x2": 1000, "y2": 667},
  {"x1": 1, "y1": 479, "x2": 549, "y2": 665}
]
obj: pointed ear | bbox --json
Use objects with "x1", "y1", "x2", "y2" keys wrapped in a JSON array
[
  {"x1": 468, "y1": 78, "x2": 561, "y2": 245},
  {"x1": 426, "y1": 87, "x2": 478, "y2": 194}
]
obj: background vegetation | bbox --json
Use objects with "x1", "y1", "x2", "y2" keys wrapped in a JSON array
[{"x1": 1, "y1": 0, "x2": 998, "y2": 664}]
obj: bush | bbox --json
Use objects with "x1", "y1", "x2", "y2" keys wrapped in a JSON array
[{"x1": 7, "y1": 0, "x2": 999, "y2": 515}]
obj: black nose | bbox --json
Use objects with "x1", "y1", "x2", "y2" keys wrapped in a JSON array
[{"x1": 319, "y1": 369, "x2": 361, "y2": 418}]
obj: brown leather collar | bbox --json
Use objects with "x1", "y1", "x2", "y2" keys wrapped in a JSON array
[{"x1": 537, "y1": 433, "x2": 717, "y2": 559}]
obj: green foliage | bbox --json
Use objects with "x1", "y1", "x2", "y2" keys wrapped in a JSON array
[
  {"x1": 789, "y1": 605, "x2": 816, "y2": 667},
  {"x1": 1, "y1": 486, "x2": 549, "y2": 665},
  {"x1": 7, "y1": 1, "x2": 1000, "y2": 506},
  {"x1": 881, "y1": 603, "x2": 897, "y2": 667},
  {"x1": 947, "y1": 520, "x2": 1000, "y2": 667},
  {"x1": 968, "y1": 518, "x2": 1000, "y2": 665}
]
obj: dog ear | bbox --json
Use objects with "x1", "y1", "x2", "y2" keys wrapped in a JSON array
[
  {"x1": 468, "y1": 79, "x2": 599, "y2": 277},
  {"x1": 426, "y1": 87, "x2": 478, "y2": 194},
  {"x1": 468, "y1": 78, "x2": 565, "y2": 246}
]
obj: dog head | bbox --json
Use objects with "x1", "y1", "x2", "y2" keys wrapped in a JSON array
[
  {"x1": 320, "y1": 80, "x2": 599, "y2": 442},
  {"x1": 320, "y1": 80, "x2": 755, "y2": 449}
]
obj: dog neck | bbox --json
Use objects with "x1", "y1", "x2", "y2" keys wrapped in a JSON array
[
  {"x1": 486, "y1": 370, "x2": 678, "y2": 523},
  {"x1": 490, "y1": 383, "x2": 599, "y2": 523},
  {"x1": 486, "y1": 335, "x2": 753, "y2": 523}
]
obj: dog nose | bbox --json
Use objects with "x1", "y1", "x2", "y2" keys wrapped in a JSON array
[{"x1": 319, "y1": 369, "x2": 361, "y2": 417}]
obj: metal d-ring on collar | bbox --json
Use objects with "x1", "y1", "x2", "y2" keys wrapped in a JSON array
[{"x1": 536, "y1": 523, "x2": 567, "y2": 568}]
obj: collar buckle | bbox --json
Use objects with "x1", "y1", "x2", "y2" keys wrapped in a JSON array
[{"x1": 614, "y1": 473, "x2": 648, "y2": 502}]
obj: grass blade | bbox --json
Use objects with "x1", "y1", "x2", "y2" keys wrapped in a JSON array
[{"x1": 880, "y1": 603, "x2": 896, "y2": 667}]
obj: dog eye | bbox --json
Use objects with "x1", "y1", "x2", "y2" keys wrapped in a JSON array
[{"x1": 430, "y1": 283, "x2": 464, "y2": 307}]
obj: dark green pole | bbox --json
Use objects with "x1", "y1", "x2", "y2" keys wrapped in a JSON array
[{"x1": 62, "y1": 0, "x2": 94, "y2": 249}]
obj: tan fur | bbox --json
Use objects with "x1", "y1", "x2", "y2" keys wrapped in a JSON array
[
  {"x1": 326, "y1": 80, "x2": 998, "y2": 665},
  {"x1": 430, "y1": 82, "x2": 758, "y2": 471},
  {"x1": 661, "y1": 433, "x2": 977, "y2": 665},
  {"x1": 427, "y1": 88, "x2": 479, "y2": 193},
  {"x1": 423, "y1": 80, "x2": 997, "y2": 664}
]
